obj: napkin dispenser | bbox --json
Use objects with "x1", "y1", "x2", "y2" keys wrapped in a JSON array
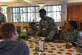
[{"x1": 39, "y1": 41, "x2": 44, "y2": 51}]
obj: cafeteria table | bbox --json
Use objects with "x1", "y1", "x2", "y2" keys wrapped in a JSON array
[{"x1": 25, "y1": 37, "x2": 82, "y2": 55}]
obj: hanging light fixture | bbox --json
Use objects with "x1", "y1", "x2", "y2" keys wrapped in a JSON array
[
  {"x1": 1, "y1": 5, "x2": 7, "y2": 9},
  {"x1": 38, "y1": 0, "x2": 45, "y2": 8},
  {"x1": 38, "y1": 3, "x2": 45, "y2": 8},
  {"x1": 0, "y1": 0, "x2": 7, "y2": 9}
]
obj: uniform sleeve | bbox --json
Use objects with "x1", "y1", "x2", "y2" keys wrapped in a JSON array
[
  {"x1": 3, "y1": 15, "x2": 6, "y2": 22},
  {"x1": 59, "y1": 30, "x2": 65, "y2": 40},
  {"x1": 2, "y1": 14, "x2": 6, "y2": 24},
  {"x1": 47, "y1": 18, "x2": 58, "y2": 41},
  {"x1": 35, "y1": 20, "x2": 42, "y2": 36},
  {"x1": 27, "y1": 30, "x2": 30, "y2": 38},
  {"x1": 0, "y1": 13, "x2": 6, "y2": 25},
  {"x1": 75, "y1": 31, "x2": 80, "y2": 43}
]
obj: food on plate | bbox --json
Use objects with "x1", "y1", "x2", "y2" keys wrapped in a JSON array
[
  {"x1": 48, "y1": 50, "x2": 53, "y2": 53},
  {"x1": 44, "y1": 47, "x2": 48, "y2": 50},
  {"x1": 30, "y1": 46, "x2": 33, "y2": 48},
  {"x1": 65, "y1": 43, "x2": 72, "y2": 49},
  {"x1": 41, "y1": 53, "x2": 46, "y2": 55},
  {"x1": 59, "y1": 49, "x2": 64, "y2": 51},
  {"x1": 29, "y1": 42, "x2": 32, "y2": 44},
  {"x1": 48, "y1": 43, "x2": 52, "y2": 45},
  {"x1": 68, "y1": 50, "x2": 73, "y2": 52},
  {"x1": 52, "y1": 54, "x2": 56, "y2": 55},
  {"x1": 45, "y1": 45, "x2": 47, "y2": 47},
  {"x1": 50, "y1": 45, "x2": 54, "y2": 47},
  {"x1": 62, "y1": 45, "x2": 66, "y2": 47},
  {"x1": 57, "y1": 46, "x2": 61, "y2": 48},
  {"x1": 74, "y1": 47, "x2": 76, "y2": 49},
  {"x1": 29, "y1": 44, "x2": 33, "y2": 46},
  {"x1": 66, "y1": 52, "x2": 71, "y2": 55},
  {"x1": 32, "y1": 50, "x2": 35, "y2": 51},
  {"x1": 33, "y1": 51, "x2": 38, "y2": 55},
  {"x1": 77, "y1": 53, "x2": 81, "y2": 55},
  {"x1": 57, "y1": 51, "x2": 62, "y2": 54},
  {"x1": 51, "y1": 48, "x2": 56, "y2": 50}
]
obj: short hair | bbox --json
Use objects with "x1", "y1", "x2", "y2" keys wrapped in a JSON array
[
  {"x1": 39, "y1": 9, "x2": 46, "y2": 14},
  {"x1": 29, "y1": 22, "x2": 35, "y2": 25},
  {"x1": 0, "y1": 23, "x2": 15, "y2": 39},
  {"x1": 68, "y1": 21, "x2": 78, "y2": 29},
  {"x1": 29, "y1": 22, "x2": 36, "y2": 28}
]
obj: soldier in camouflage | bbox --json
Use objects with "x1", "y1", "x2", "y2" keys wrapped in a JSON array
[
  {"x1": 27, "y1": 22, "x2": 37, "y2": 37},
  {"x1": 60, "y1": 21, "x2": 79, "y2": 44},
  {"x1": 0, "y1": 8, "x2": 6, "y2": 25},
  {"x1": 35, "y1": 9, "x2": 58, "y2": 41},
  {"x1": 0, "y1": 8, "x2": 6, "y2": 39}
]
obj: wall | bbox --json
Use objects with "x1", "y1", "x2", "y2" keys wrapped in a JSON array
[
  {"x1": 55, "y1": 2, "x2": 67, "y2": 26},
  {"x1": 68, "y1": 0, "x2": 82, "y2": 3},
  {"x1": 13, "y1": 22, "x2": 29, "y2": 27},
  {"x1": 67, "y1": 4, "x2": 82, "y2": 22},
  {"x1": 60, "y1": 0, "x2": 67, "y2": 26},
  {"x1": 7, "y1": 7, "x2": 12, "y2": 22}
]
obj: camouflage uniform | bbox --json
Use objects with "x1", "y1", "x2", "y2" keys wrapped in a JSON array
[
  {"x1": 60, "y1": 29, "x2": 79, "y2": 43},
  {"x1": 75, "y1": 31, "x2": 82, "y2": 53},
  {"x1": 0, "y1": 12, "x2": 6, "y2": 39},
  {"x1": 27, "y1": 22, "x2": 37, "y2": 37},
  {"x1": 0, "y1": 13, "x2": 6, "y2": 24},
  {"x1": 36, "y1": 16, "x2": 58, "y2": 41},
  {"x1": 27, "y1": 28, "x2": 37, "y2": 36},
  {"x1": 60, "y1": 29, "x2": 82, "y2": 53}
]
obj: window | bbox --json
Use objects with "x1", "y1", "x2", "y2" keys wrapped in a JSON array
[
  {"x1": 45, "y1": 5, "x2": 61, "y2": 22},
  {"x1": 11, "y1": 5, "x2": 61, "y2": 22},
  {"x1": 1, "y1": 8, "x2": 7, "y2": 22},
  {"x1": 12, "y1": 7, "x2": 40, "y2": 22}
]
